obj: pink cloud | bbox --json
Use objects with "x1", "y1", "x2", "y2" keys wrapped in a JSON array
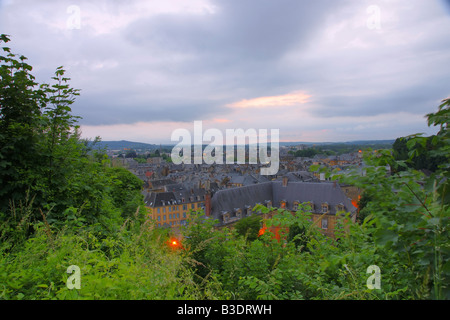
[{"x1": 227, "y1": 91, "x2": 311, "y2": 109}]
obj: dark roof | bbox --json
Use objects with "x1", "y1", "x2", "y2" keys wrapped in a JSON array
[
  {"x1": 211, "y1": 182, "x2": 273, "y2": 220},
  {"x1": 271, "y1": 181, "x2": 355, "y2": 215},
  {"x1": 149, "y1": 178, "x2": 177, "y2": 188},
  {"x1": 144, "y1": 186, "x2": 208, "y2": 208},
  {"x1": 144, "y1": 192, "x2": 175, "y2": 207},
  {"x1": 210, "y1": 181, "x2": 357, "y2": 224}
]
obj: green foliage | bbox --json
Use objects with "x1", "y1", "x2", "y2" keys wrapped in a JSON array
[
  {"x1": 0, "y1": 35, "x2": 45, "y2": 213},
  {"x1": 0, "y1": 217, "x2": 212, "y2": 300},
  {"x1": 330, "y1": 100, "x2": 450, "y2": 299},
  {"x1": 234, "y1": 214, "x2": 262, "y2": 242},
  {"x1": 0, "y1": 35, "x2": 145, "y2": 237}
]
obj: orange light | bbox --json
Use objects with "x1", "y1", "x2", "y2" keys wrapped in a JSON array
[
  {"x1": 258, "y1": 227, "x2": 267, "y2": 236},
  {"x1": 168, "y1": 238, "x2": 182, "y2": 249}
]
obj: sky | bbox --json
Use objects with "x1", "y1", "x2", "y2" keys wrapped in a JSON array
[{"x1": 1, "y1": 0, "x2": 449, "y2": 144}]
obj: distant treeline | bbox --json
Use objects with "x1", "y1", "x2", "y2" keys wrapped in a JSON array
[{"x1": 288, "y1": 141, "x2": 394, "y2": 157}]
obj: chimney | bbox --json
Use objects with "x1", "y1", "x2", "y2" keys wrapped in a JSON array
[
  {"x1": 204, "y1": 192, "x2": 211, "y2": 217},
  {"x1": 282, "y1": 176, "x2": 288, "y2": 187}
]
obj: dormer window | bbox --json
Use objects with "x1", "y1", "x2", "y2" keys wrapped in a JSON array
[
  {"x1": 265, "y1": 200, "x2": 272, "y2": 208},
  {"x1": 336, "y1": 203, "x2": 345, "y2": 212},
  {"x1": 321, "y1": 203, "x2": 329, "y2": 213},
  {"x1": 293, "y1": 201, "x2": 299, "y2": 211},
  {"x1": 280, "y1": 200, "x2": 286, "y2": 209},
  {"x1": 235, "y1": 208, "x2": 242, "y2": 219}
]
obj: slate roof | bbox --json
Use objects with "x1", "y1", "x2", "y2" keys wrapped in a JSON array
[
  {"x1": 144, "y1": 186, "x2": 208, "y2": 208},
  {"x1": 149, "y1": 178, "x2": 177, "y2": 188},
  {"x1": 271, "y1": 181, "x2": 355, "y2": 214},
  {"x1": 210, "y1": 181, "x2": 357, "y2": 225},
  {"x1": 211, "y1": 182, "x2": 273, "y2": 219}
]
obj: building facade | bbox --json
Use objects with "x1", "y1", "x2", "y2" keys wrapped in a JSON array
[
  {"x1": 144, "y1": 187, "x2": 208, "y2": 228},
  {"x1": 209, "y1": 178, "x2": 358, "y2": 238}
]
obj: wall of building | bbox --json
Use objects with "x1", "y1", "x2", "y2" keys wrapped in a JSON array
[{"x1": 147, "y1": 201, "x2": 205, "y2": 227}]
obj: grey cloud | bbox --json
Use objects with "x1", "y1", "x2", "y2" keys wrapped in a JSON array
[
  {"x1": 125, "y1": 0, "x2": 344, "y2": 61},
  {"x1": 2, "y1": 0, "x2": 449, "y2": 132},
  {"x1": 74, "y1": 92, "x2": 228, "y2": 125}
]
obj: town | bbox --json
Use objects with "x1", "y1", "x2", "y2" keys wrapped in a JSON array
[{"x1": 108, "y1": 142, "x2": 368, "y2": 238}]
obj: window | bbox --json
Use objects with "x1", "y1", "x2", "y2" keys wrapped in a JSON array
[
  {"x1": 163, "y1": 208, "x2": 166, "y2": 213},
  {"x1": 293, "y1": 202, "x2": 299, "y2": 211},
  {"x1": 177, "y1": 213, "x2": 180, "y2": 219},
  {"x1": 157, "y1": 216, "x2": 161, "y2": 221},
  {"x1": 191, "y1": 203, "x2": 195, "y2": 209},
  {"x1": 169, "y1": 214, "x2": 172, "y2": 219},
  {"x1": 163, "y1": 215, "x2": 166, "y2": 221},
  {"x1": 169, "y1": 206, "x2": 171, "y2": 212},
  {"x1": 183, "y1": 212, "x2": 187, "y2": 218},
  {"x1": 280, "y1": 201, "x2": 286, "y2": 208},
  {"x1": 157, "y1": 208, "x2": 160, "y2": 214},
  {"x1": 321, "y1": 218, "x2": 328, "y2": 229},
  {"x1": 322, "y1": 204, "x2": 328, "y2": 213},
  {"x1": 183, "y1": 204, "x2": 187, "y2": 210}
]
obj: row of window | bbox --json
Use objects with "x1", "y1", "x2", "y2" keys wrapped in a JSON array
[
  {"x1": 156, "y1": 220, "x2": 188, "y2": 227},
  {"x1": 156, "y1": 202, "x2": 203, "y2": 214},
  {"x1": 284, "y1": 201, "x2": 345, "y2": 213},
  {"x1": 156, "y1": 212, "x2": 188, "y2": 221}
]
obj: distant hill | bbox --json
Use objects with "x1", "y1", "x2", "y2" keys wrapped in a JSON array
[
  {"x1": 279, "y1": 140, "x2": 395, "y2": 146},
  {"x1": 89, "y1": 139, "x2": 395, "y2": 151},
  {"x1": 92, "y1": 140, "x2": 159, "y2": 151}
]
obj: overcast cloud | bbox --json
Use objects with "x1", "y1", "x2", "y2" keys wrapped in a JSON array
[{"x1": 1, "y1": 0, "x2": 449, "y2": 143}]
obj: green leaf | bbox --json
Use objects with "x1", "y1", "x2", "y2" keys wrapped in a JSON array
[
  {"x1": 375, "y1": 228, "x2": 398, "y2": 247},
  {"x1": 427, "y1": 217, "x2": 440, "y2": 226}
]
